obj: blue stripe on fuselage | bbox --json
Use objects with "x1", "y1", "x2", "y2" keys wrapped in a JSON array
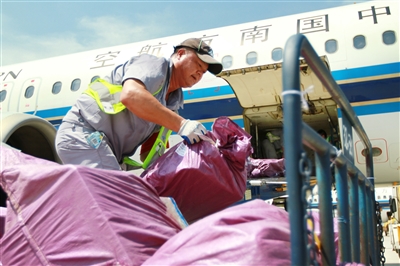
[
  {"x1": 183, "y1": 85, "x2": 234, "y2": 100},
  {"x1": 27, "y1": 62, "x2": 399, "y2": 124},
  {"x1": 339, "y1": 77, "x2": 400, "y2": 103},
  {"x1": 338, "y1": 101, "x2": 400, "y2": 118},
  {"x1": 180, "y1": 63, "x2": 400, "y2": 101},
  {"x1": 332, "y1": 62, "x2": 400, "y2": 81},
  {"x1": 179, "y1": 97, "x2": 242, "y2": 120},
  {"x1": 26, "y1": 106, "x2": 71, "y2": 118}
]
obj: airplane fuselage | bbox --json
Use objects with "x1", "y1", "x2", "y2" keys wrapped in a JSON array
[{"x1": 1, "y1": 0, "x2": 399, "y2": 184}]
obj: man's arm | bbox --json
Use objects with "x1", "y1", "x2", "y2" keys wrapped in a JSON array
[
  {"x1": 121, "y1": 78, "x2": 206, "y2": 145},
  {"x1": 120, "y1": 78, "x2": 184, "y2": 132}
]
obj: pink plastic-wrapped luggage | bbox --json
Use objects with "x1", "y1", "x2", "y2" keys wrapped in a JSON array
[
  {"x1": 142, "y1": 117, "x2": 253, "y2": 223},
  {"x1": 0, "y1": 146, "x2": 181, "y2": 265},
  {"x1": 143, "y1": 199, "x2": 292, "y2": 265},
  {"x1": 248, "y1": 157, "x2": 286, "y2": 178}
]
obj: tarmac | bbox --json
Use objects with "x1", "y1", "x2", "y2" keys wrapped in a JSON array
[{"x1": 383, "y1": 233, "x2": 400, "y2": 265}]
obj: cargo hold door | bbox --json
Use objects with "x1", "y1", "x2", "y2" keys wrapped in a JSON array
[{"x1": 218, "y1": 57, "x2": 337, "y2": 131}]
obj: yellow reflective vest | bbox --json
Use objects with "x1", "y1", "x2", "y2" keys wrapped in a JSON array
[
  {"x1": 84, "y1": 78, "x2": 163, "y2": 114},
  {"x1": 83, "y1": 78, "x2": 170, "y2": 169}
]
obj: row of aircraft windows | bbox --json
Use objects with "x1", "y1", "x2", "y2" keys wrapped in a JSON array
[
  {"x1": 0, "y1": 31, "x2": 396, "y2": 102},
  {"x1": 0, "y1": 76, "x2": 100, "y2": 102},
  {"x1": 50, "y1": 76, "x2": 99, "y2": 95},
  {"x1": 222, "y1": 30, "x2": 396, "y2": 68}
]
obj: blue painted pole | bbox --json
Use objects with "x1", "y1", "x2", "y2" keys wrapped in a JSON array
[
  {"x1": 366, "y1": 186, "x2": 377, "y2": 265},
  {"x1": 350, "y1": 174, "x2": 360, "y2": 262},
  {"x1": 335, "y1": 163, "x2": 351, "y2": 262},
  {"x1": 359, "y1": 181, "x2": 369, "y2": 264},
  {"x1": 315, "y1": 152, "x2": 336, "y2": 265},
  {"x1": 283, "y1": 34, "x2": 307, "y2": 265}
]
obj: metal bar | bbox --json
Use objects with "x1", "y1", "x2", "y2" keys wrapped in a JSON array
[
  {"x1": 283, "y1": 34, "x2": 307, "y2": 266},
  {"x1": 255, "y1": 124, "x2": 259, "y2": 157},
  {"x1": 315, "y1": 152, "x2": 336, "y2": 265},
  {"x1": 335, "y1": 163, "x2": 351, "y2": 262},
  {"x1": 366, "y1": 187, "x2": 377, "y2": 266},
  {"x1": 359, "y1": 181, "x2": 369, "y2": 264},
  {"x1": 350, "y1": 173, "x2": 360, "y2": 262}
]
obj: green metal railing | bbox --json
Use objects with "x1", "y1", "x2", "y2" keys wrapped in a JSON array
[{"x1": 282, "y1": 34, "x2": 378, "y2": 265}]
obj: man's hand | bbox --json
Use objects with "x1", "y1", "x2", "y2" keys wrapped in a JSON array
[{"x1": 178, "y1": 120, "x2": 207, "y2": 144}]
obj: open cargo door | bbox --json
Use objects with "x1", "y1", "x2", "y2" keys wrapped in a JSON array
[{"x1": 218, "y1": 57, "x2": 339, "y2": 157}]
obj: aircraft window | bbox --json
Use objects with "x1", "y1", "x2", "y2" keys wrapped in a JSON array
[
  {"x1": 353, "y1": 35, "x2": 366, "y2": 49},
  {"x1": 52, "y1": 81, "x2": 62, "y2": 94},
  {"x1": 91, "y1": 76, "x2": 100, "y2": 83},
  {"x1": 272, "y1": 48, "x2": 283, "y2": 61},
  {"x1": 25, "y1": 86, "x2": 35, "y2": 99},
  {"x1": 325, "y1": 39, "x2": 337, "y2": 53},
  {"x1": 361, "y1": 147, "x2": 382, "y2": 157},
  {"x1": 246, "y1": 51, "x2": 257, "y2": 65},
  {"x1": 0, "y1": 90, "x2": 6, "y2": 102},
  {"x1": 382, "y1": 30, "x2": 396, "y2": 45},
  {"x1": 71, "y1": 78, "x2": 81, "y2": 92},
  {"x1": 222, "y1": 55, "x2": 233, "y2": 69}
]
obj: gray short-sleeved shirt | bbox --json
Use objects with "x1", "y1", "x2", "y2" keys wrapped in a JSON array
[{"x1": 62, "y1": 54, "x2": 184, "y2": 162}]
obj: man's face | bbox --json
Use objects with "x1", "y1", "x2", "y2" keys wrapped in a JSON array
[{"x1": 174, "y1": 49, "x2": 208, "y2": 88}]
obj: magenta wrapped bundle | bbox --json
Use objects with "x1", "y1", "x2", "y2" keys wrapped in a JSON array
[
  {"x1": 143, "y1": 200, "x2": 292, "y2": 265},
  {"x1": 248, "y1": 158, "x2": 286, "y2": 178},
  {"x1": 0, "y1": 146, "x2": 181, "y2": 265},
  {"x1": 142, "y1": 117, "x2": 253, "y2": 223}
]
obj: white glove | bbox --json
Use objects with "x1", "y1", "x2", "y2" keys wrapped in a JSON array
[{"x1": 178, "y1": 120, "x2": 207, "y2": 144}]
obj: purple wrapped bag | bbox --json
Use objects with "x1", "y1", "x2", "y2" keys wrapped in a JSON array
[
  {"x1": 142, "y1": 117, "x2": 253, "y2": 223},
  {"x1": 248, "y1": 158, "x2": 286, "y2": 178},
  {"x1": 0, "y1": 146, "x2": 181, "y2": 265},
  {"x1": 144, "y1": 199, "x2": 292, "y2": 265}
]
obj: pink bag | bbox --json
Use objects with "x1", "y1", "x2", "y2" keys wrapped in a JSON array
[
  {"x1": 143, "y1": 199, "x2": 292, "y2": 265},
  {"x1": 142, "y1": 117, "x2": 253, "y2": 223},
  {"x1": 0, "y1": 146, "x2": 181, "y2": 265},
  {"x1": 248, "y1": 158, "x2": 286, "y2": 178}
]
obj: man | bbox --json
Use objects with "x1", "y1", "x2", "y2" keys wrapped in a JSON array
[
  {"x1": 317, "y1": 129, "x2": 332, "y2": 144},
  {"x1": 55, "y1": 38, "x2": 223, "y2": 170},
  {"x1": 317, "y1": 129, "x2": 327, "y2": 140}
]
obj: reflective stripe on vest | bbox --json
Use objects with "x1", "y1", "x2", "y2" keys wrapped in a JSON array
[
  {"x1": 123, "y1": 126, "x2": 172, "y2": 170},
  {"x1": 84, "y1": 78, "x2": 164, "y2": 114}
]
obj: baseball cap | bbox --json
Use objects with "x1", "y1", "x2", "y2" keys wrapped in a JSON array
[{"x1": 174, "y1": 38, "x2": 223, "y2": 75}]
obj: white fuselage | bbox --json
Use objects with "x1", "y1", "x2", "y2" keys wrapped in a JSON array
[{"x1": 1, "y1": 0, "x2": 399, "y2": 184}]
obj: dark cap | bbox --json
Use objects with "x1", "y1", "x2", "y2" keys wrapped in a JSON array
[{"x1": 174, "y1": 38, "x2": 223, "y2": 75}]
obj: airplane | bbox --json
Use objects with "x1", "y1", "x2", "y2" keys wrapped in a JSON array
[
  {"x1": 1, "y1": 0, "x2": 399, "y2": 196},
  {"x1": 308, "y1": 184, "x2": 398, "y2": 223}
]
